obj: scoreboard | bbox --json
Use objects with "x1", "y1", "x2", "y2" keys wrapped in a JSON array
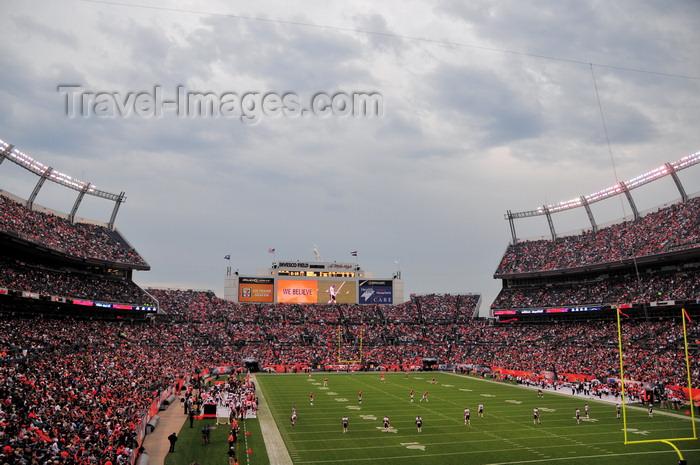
[{"x1": 224, "y1": 260, "x2": 403, "y2": 305}]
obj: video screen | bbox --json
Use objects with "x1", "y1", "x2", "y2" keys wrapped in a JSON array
[
  {"x1": 276, "y1": 280, "x2": 318, "y2": 303},
  {"x1": 239, "y1": 277, "x2": 274, "y2": 303},
  {"x1": 318, "y1": 280, "x2": 357, "y2": 304},
  {"x1": 276, "y1": 279, "x2": 357, "y2": 304}
]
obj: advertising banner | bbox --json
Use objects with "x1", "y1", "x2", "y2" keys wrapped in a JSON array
[
  {"x1": 239, "y1": 277, "x2": 274, "y2": 303},
  {"x1": 358, "y1": 280, "x2": 393, "y2": 304}
]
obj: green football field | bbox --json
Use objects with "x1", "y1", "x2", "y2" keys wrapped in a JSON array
[{"x1": 255, "y1": 371, "x2": 699, "y2": 465}]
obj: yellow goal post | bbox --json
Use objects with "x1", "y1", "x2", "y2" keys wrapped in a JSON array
[
  {"x1": 616, "y1": 307, "x2": 697, "y2": 463},
  {"x1": 337, "y1": 324, "x2": 363, "y2": 364}
]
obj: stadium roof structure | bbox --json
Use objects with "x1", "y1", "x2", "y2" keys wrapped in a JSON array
[
  {"x1": 0, "y1": 138, "x2": 125, "y2": 229},
  {"x1": 504, "y1": 150, "x2": 700, "y2": 243}
]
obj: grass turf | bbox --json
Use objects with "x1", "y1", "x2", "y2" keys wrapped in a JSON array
[
  {"x1": 255, "y1": 371, "x2": 699, "y2": 465},
  {"x1": 164, "y1": 416, "x2": 269, "y2": 465}
]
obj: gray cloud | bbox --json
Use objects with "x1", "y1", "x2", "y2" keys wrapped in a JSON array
[{"x1": 1, "y1": 0, "x2": 699, "y2": 313}]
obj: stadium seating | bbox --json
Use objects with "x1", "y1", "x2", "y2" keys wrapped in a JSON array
[
  {"x1": 492, "y1": 269, "x2": 700, "y2": 309},
  {"x1": 0, "y1": 194, "x2": 148, "y2": 266},
  {"x1": 495, "y1": 197, "x2": 700, "y2": 275},
  {"x1": 0, "y1": 256, "x2": 151, "y2": 304},
  {"x1": 1, "y1": 188, "x2": 698, "y2": 465},
  {"x1": 492, "y1": 197, "x2": 700, "y2": 311}
]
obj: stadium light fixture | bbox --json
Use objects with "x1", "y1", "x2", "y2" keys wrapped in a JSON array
[
  {"x1": 673, "y1": 151, "x2": 700, "y2": 169},
  {"x1": 506, "y1": 150, "x2": 700, "y2": 220},
  {"x1": 504, "y1": 150, "x2": 700, "y2": 243},
  {"x1": 0, "y1": 137, "x2": 124, "y2": 202},
  {"x1": 0, "y1": 137, "x2": 127, "y2": 229}
]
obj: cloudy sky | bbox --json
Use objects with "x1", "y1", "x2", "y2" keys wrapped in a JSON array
[{"x1": 1, "y1": 0, "x2": 699, "y2": 315}]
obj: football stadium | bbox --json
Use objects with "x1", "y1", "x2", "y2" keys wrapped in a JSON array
[
  {"x1": 0, "y1": 137, "x2": 698, "y2": 465},
  {"x1": 3, "y1": 3, "x2": 700, "y2": 465}
]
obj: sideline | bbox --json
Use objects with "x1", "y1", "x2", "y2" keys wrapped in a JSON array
[
  {"x1": 141, "y1": 396, "x2": 188, "y2": 465},
  {"x1": 253, "y1": 374, "x2": 294, "y2": 465}
]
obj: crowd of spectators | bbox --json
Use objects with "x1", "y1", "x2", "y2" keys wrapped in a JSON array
[
  {"x1": 1, "y1": 291, "x2": 698, "y2": 465},
  {"x1": 0, "y1": 257, "x2": 151, "y2": 305},
  {"x1": 449, "y1": 319, "x2": 700, "y2": 388},
  {"x1": 144, "y1": 288, "x2": 699, "y2": 392},
  {"x1": 492, "y1": 268, "x2": 700, "y2": 309},
  {"x1": 496, "y1": 197, "x2": 700, "y2": 275},
  {"x1": 0, "y1": 194, "x2": 147, "y2": 267}
]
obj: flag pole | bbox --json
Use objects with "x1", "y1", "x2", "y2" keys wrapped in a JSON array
[{"x1": 225, "y1": 253, "x2": 231, "y2": 276}]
